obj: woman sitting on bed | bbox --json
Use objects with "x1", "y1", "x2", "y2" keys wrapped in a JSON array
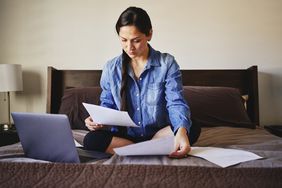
[{"x1": 84, "y1": 6, "x2": 201, "y2": 158}]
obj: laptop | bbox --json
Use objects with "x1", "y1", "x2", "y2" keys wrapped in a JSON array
[{"x1": 11, "y1": 112, "x2": 112, "y2": 163}]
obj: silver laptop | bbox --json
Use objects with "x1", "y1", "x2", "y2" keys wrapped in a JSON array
[{"x1": 11, "y1": 112, "x2": 111, "y2": 163}]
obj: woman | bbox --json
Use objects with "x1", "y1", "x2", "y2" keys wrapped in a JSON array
[{"x1": 84, "y1": 7, "x2": 201, "y2": 158}]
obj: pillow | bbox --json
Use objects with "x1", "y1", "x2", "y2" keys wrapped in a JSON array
[
  {"x1": 59, "y1": 86, "x2": 254, "y2": 130},
  {"x1": 183, "y1": 86, "x2": 255, "y2": 129},
  {"x1": 59, "y1": 87, "x2": 102, "y2": 130}
]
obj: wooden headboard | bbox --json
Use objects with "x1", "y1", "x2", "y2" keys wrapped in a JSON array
[{"x1": 47, "y1": 66, "x2": 259, "y2": 125}]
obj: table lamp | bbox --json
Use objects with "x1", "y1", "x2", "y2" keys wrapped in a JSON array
[{"x1": 0, "y1": 64, "x2": 23, "y2": 128}]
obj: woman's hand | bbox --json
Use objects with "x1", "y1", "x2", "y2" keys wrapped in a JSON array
[
  {"x1": 169, "y1": 127, "x2": 191, "y2": 159},
  {"x1": 84, "y1": 116, "x2": 104, "y2": 131}
]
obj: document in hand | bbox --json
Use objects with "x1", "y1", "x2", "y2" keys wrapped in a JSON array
[
  {"x1": 114, "y1": 136, "x2": 175, "y2": 156},
  {"x1": 114, "y1": 136, "x2": 263, "y2": 168},
  {"x1": 82, "y1": 103, "x2": 138, "y2": 127}
]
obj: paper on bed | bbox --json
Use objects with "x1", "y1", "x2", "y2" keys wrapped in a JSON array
[
  {"x1": 114, "y1": 136, "x2": 263, "y2": 168},
  {"x1": 74, "y1": 139, "x2": 83, "y2": 147},
  {"x1": 82, "y1": 103, "x2": 138, "y2": 127},
  {"x1": 189, "y1": 147, "x2": 263, "y2": 168}
]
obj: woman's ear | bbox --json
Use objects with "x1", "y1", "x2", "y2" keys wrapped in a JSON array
[{"x1": 148, "y1": 29, "x2": 153, "y2": 41}]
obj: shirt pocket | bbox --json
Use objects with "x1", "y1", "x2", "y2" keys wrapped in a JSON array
[{"x1": 146, "y1": 82, "x2": 165, "y2": 105}]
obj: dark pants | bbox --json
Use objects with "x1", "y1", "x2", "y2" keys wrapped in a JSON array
[{"x1": 83, "y1": 119, "x2": 201, "y2": 152}]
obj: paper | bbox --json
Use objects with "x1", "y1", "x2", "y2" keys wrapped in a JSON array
[
  {"x1": 114, "y1": 136, "x2": 263, "y2": 168},
  {"x1": 74, "y1": 139, "x2": 83, "y2": 147},
  {"x1": 114, "y1": 136, "x2": 174, "y2": 156},
  {"x1": 83, "y1": 103, "x2": 138, "y2": 127},
  {"x1": 189, "y1": 147, "x2": 263, "y2": 168}
]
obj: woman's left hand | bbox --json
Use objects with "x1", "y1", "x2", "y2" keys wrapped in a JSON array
[{"x1": 169, "y1": 127, "x2": 191, "y2": 159}]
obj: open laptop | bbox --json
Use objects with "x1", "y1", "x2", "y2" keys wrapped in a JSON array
[{"x1": 11, "y1": 112, "x2": 112, "y2": 163}]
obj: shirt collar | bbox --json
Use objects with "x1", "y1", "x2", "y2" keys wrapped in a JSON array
[
  {"x1": 145, "y1": 45, "x2": 161, "y2": 69},
  {"x1": 126, "y1": 44, "x2": 160, "y2": 78}
]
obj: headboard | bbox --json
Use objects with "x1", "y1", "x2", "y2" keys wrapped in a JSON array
[{"x1": 47, "y1": 66, "x2": 259, "y2": 125}]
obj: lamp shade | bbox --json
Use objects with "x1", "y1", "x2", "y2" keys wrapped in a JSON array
[{"x1": 0, "y1": 64, "x2": 23, "y2": 92}]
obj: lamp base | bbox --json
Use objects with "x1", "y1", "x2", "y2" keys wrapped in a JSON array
[{"x1": 0, "y1": 123, "x2": 16, "y2": 131}]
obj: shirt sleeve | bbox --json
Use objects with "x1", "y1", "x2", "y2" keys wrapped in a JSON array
[
  {"x1": 165, "y1": 57, "x2": 192, "y2": 134},
  {"x1": 100, "y1": 62, "x2": 118, "y2": 110},
  {"x1": 99, "y1": 62, "x2": 119, "y2": 132}
]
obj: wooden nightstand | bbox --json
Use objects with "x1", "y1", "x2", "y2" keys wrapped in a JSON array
[{"x1": 0, "y1": 125, "x2": 19, "y2": 147}]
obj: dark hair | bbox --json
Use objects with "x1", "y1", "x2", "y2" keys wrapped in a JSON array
[
  {"x1": 116, "y1": 7, "x2": 152, "y2": 111},
  {"x1": 115, "y1": 7, "x2": 152, "y2": 36}
]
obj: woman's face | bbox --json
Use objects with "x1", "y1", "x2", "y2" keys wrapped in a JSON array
[{"x1": 119, "y1": 25, "x2": 152, "y2": 59}]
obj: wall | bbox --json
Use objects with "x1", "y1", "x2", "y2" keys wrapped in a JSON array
[{"x1": 0, "y1": 0, "x2": 281, "y2": 125}]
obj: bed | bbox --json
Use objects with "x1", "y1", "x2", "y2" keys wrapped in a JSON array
[{"x1": 0, "y1": 65, "x2": 281, "y2": 188}]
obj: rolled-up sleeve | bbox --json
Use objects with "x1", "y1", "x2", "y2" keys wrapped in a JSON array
[{"x1": 165, "y1": 58, "x2": 192, "y2": 134}]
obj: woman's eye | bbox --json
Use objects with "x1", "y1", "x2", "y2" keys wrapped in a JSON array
[{"x1": 133, "y1": 40, "x2": 140, "y2": 43}]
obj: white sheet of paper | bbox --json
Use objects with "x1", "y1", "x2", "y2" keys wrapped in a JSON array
[
  {"x1": 83, "y1": 103, "x2": 138, "y2": 127},
  {"x1": 189, "y1": 147, "x2": 263, "y2": 168},
  {"x1": 114, "y1": 136, "x2": 263, "y2": 168},
  {"x1": 74, "y1": 139, "x2": 83, "y2": 147},
  {"x1": 114, "y1": 136, "x2": 175, "y2": 156}
]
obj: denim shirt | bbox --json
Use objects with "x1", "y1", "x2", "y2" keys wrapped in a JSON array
[{"x1": 100, "y1": 46, "x2": 191, "y2": 138}]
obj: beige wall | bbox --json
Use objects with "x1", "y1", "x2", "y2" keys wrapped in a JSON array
[{"x1": 0, "y1": 0, "x2": 281, "y2": 125}]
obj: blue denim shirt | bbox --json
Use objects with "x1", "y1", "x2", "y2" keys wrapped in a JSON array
[{"x1": 100, "y1": 46, "x2": 191, "y2": 138}]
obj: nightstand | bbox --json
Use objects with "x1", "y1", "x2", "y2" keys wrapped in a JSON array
[
  {"x1": 264, "y1": 125, "x2": 282, "y2": 138},
  {"x1": 0, "y1": 125, "x2": 20, "y2": 147}
]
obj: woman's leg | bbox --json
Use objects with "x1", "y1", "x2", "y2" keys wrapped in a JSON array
[
  {"x1": 105, "y1": 136, "x2": 133, "y2": 154},
  {"x1": 151, "y1": 126, "x2": 173, "y2": 140},
  {"x1": 151, "y1": 119, "x2": 201, "y2": 145},
  {"x1": 83, "y1": 130, "x2": 133, "y2": 154},
  {"x1": 188, "y1": 119, "x2": 201, "y2": 145}
]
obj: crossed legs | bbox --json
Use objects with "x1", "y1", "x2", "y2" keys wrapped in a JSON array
[
  {"x1": 83, "y1": 126, "x2": 173, "y2": 154},
  {"x1": 84, "y1": 121, "x2": 201, "y2": 154},
  {"x1": 105, "y1": 126, "x2": 173, "y2": 154}
]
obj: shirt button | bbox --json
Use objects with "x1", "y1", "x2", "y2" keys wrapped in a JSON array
[
  {"x1": 137, "y1": 107, "x2": 140, "y2": 111},
  {"x1": 139, "y1": 77, "x2": 142, "y2": 81},
  {"x1": 138, "y1": 122, "x2": 141, "y2": 125},
  {"x1": 141, "y1": 134, "x2": 143, "y2": 137},
  {"x1": 136, "y1": 94, "x2": 139, "y2": 97}
]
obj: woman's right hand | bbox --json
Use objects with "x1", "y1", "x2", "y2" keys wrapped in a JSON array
[{"x1": 85, "y1": 116, "x2": 104, "y2": 131}]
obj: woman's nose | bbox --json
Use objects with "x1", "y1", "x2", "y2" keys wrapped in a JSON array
[{"x1": 127, "y1": 41, "x2": 134, "y2": 50}]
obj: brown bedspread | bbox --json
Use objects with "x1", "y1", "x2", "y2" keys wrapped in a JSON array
[
  {"x1": 0, "y1": 127, "x2": 282, "y2": 187},
  {"x1": 1, "y1": 162, "x2": 281, "y2": 188}
]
